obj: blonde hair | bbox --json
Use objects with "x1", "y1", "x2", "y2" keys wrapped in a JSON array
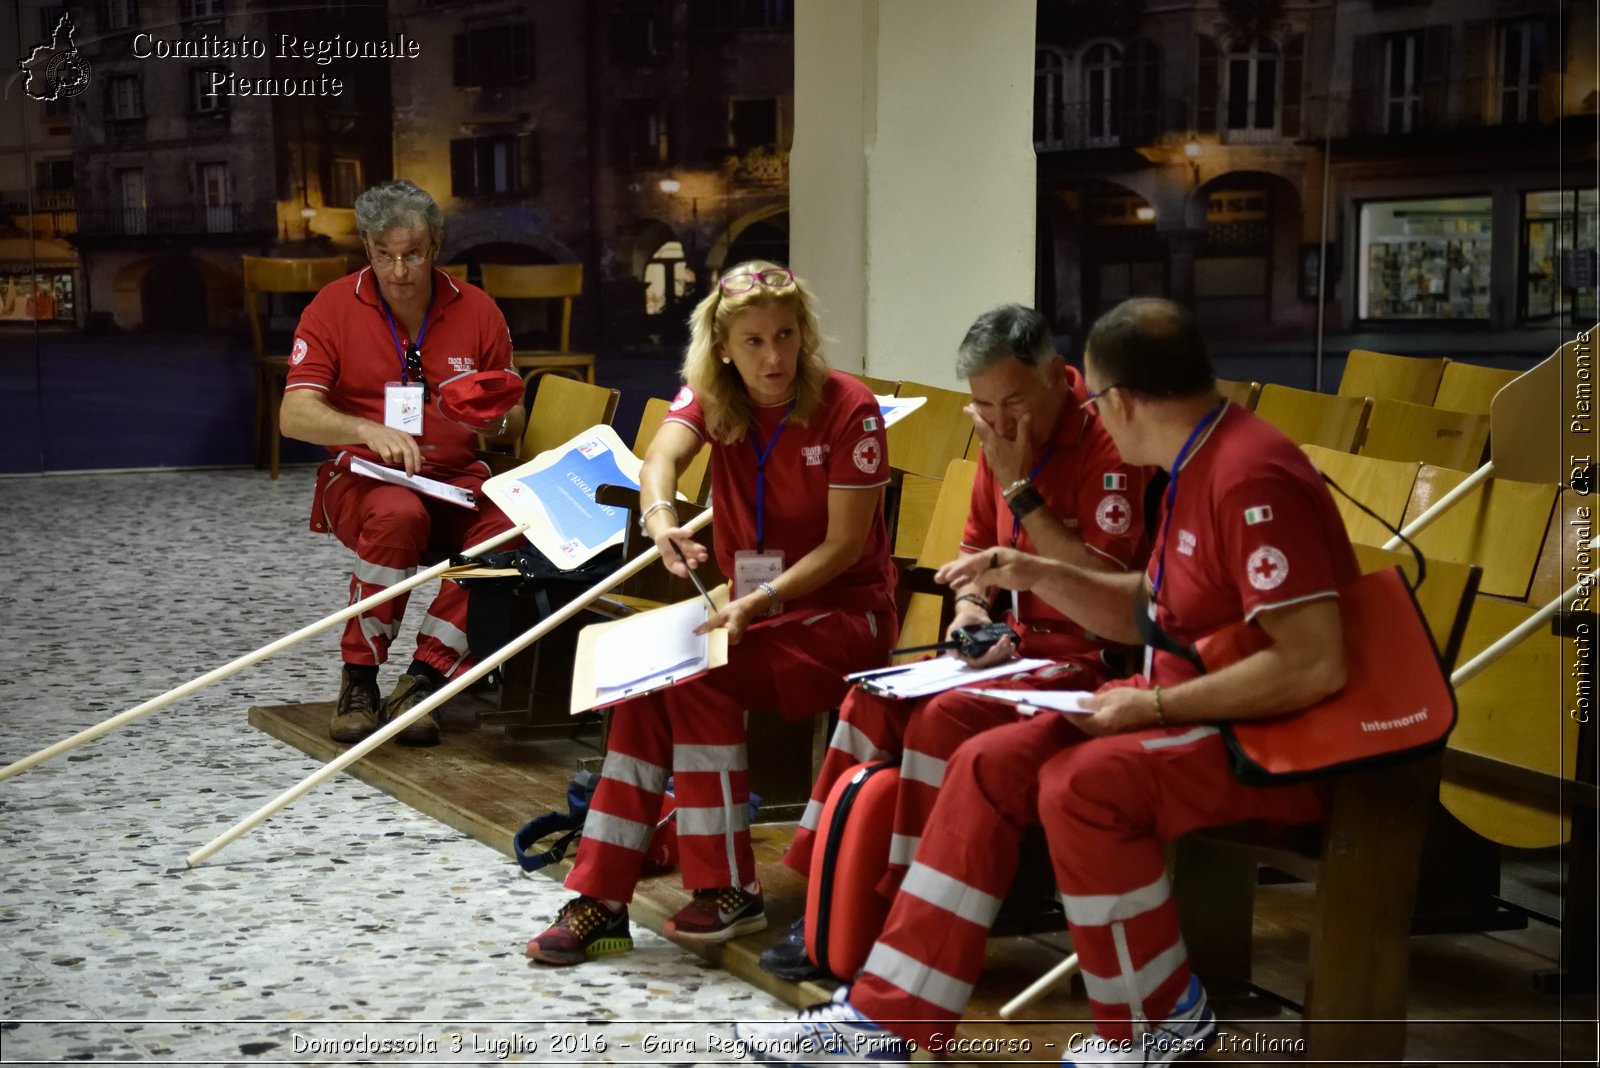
[{"x1": 682, "y1": 260, "x2": 831, "y2": 444}]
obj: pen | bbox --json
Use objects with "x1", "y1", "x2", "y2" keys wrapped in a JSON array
[
  {"x1": 671, "y1": 540, "x2": 720, "y2": 618},
  {"x1": 855, "y1": 665, "x2": 914, "y2": 681}
]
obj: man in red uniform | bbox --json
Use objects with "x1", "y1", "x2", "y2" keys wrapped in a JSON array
[
  {"x1": 737, "y1": 297, "x2": 1358, "y2": 1066},
  {"x1": 281, "y1": 180, "x2": 526, "y2": 746},
  {"x1": 764, "y1": 304, "x2": 1146, "y2": 978}
]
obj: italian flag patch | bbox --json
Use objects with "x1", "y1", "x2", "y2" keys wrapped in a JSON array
[
  {"x1": 863, "y1": 417, "x2": 880, "y2": 431},
  {"x1": 1103, "y1": 472, "x2": 1127, "y2": 490},
  {"x1": 1244, "y1": 505, "x2": 1274, "y2": 525}
]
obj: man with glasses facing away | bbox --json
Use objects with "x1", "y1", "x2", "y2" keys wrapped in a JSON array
[
  {"x1": 280, "y1": 179, "x2": 526, "y2": 746},
  {"x1": 761, "y1": 303, "x2": 1149, "y2": 980},
  {"x1": 736, "y1": 297, "x2": 1357, "y2": 1066}
]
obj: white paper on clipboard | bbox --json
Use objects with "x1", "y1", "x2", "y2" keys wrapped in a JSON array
[
  {"x1": 962, "y1": 687, "x2": 1096, "y2": 716},
  {"x1": 480, "y1": 425, "x2": 650, "y2": 569},
  {"x1": 570, "y1": 587, "x2": 731, "y2": 714},
  {"x1": 846, "y1": 657, "x2": 1052, "y2": 699},
  {"x1": 348, "y1": 458, "x2": 479, "y2": 509}
]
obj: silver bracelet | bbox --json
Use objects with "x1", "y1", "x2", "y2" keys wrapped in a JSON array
[
  {"x1": 758, "y1": 580, "x2": 780, "y2": 607},
  {"x1": 638, "y1": 499, "x2": 678, "y2": 535},
  {"x1": 1001, "y1": 477, "x2": 1032, "y2": 500}
]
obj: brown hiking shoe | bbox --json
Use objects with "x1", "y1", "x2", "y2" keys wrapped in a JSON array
[
  {"x1": 382, "y1": 673, "x2": 441, "y2": 746},
  {"x1": 328, "y1": 666, "x2": 380, "y2": 743}
]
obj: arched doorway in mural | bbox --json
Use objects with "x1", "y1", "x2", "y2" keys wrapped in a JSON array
[
  {"x1": 1191, "y1": 172, "x2": 1303, "y2": 333},
  {"x1": 141, "y1": 255, "x2": 209, "y2": 331},
  {"x1": 722, "y1": 213, "x2": 789, "y2": 270},
  {"x1": 1079, "y1": 182, "x2": 1164, "y2": 323}
]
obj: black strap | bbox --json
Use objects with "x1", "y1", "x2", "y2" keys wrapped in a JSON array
[
  {"x1": 1133, "y1": 585, "x2": 1205, "y2": 673},
  {"x1": 1319, "y1": 473, "x2": 1427, "y2": 590}
]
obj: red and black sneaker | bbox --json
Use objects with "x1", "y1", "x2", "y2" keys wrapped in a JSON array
[
  {"x1": 526, "y1": 896, "x2": 633, "y2": 966},
  {"x1": 662, "y1": 886, "x2": 767, "y2": 944}
]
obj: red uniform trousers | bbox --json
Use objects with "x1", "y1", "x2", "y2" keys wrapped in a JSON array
[
  {"x1": 782, "y1": 630, "x2": 1109, "y2": 896},
  {"x1": 322, "y1": 467, "x2": 514, "y2": 676},
  {"x1": 566, "y1": 607, "x2": 894, "y2": 903},
  {"x1": 848, "y1": 687, "x2": 1323, "y2": 1052}
]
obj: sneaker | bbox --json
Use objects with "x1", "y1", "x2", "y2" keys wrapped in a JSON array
[
  {"x1": 328, "y1": 666, "x2": 380, "y2": 743},
  {"x1": 759, "y1": 918, "x2": 826, "y2": 981},
  {"x1": 381, "y1": 673, "x2": 440, "y2": 746},
  {"x1": 1062, "y1": 974, "x2": 1216, "y2": 1066},
  {"x1": 526, "y1": 896, "x2": 633, "y2": 966},
  {"x1": 731, "y1": 986, "x2": 910, "y2": 1064},
  {"x1": 662, "y1": 886, "x2": 767, "y2": 943}
]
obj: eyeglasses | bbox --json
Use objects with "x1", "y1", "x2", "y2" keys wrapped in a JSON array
[
  {"x1": 370, "y1": 247, "x2": 430, "y2": 271},
  {"x1": 404, "y1": 345, "x2": 429, "y2": 400},
  {"x1": 718, "y1": 267, "x2": 795, "y2": 294},
  {"x1": 1081, "y1": 384, "x2": 1129, "y2": 413}
]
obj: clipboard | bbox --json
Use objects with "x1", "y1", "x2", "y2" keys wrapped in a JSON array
[
  {"x1": 480, "y1": 425, "x2": 654, "y2": 569},
  {"x1": 845, "y1": 657, "x2": 1053, "y2": 699},
  {"x1": 962, "y1": 687, "x2": 1095, "y2": 716},
  {"x1": 570, "y1": 585, "x2": 731, "y2": 714}
]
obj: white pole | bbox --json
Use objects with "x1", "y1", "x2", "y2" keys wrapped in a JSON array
[
  {"x1": 186, "y1": 508, "x2": 714, "y2": 868},
  {"x1": 1383, "y1": 462, "x2": 1495, "y2": 551},
  {"x1": 0, "y1": 523, "x2": 531, "y2": 783},
  {"x1": 999, "y1": 953, "x2": 1080, "y2": 1018},
  {"x1": 1452, "y1": 571, "x2": 1593, "y2": 689}
]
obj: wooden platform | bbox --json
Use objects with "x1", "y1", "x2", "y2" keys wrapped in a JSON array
[{"x1": 251, "y1": 702, "x2": 1594, "y2": 1065}]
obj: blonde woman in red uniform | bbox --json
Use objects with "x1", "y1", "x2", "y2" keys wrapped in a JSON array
[{"x1": 527, "y1": 261, "x2": 898, "y2": 965}]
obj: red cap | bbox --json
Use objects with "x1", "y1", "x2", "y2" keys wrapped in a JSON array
[{"x1": 434, "y1": 369, "x2": 522, "y2": 430}]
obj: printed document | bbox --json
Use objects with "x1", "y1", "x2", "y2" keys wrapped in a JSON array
[
  {"x1": 962, "y1": 688, "x2": 1096, "y2": 716},
  {"x1": 349, "y1": 458, "x2": 477, "y2": 509},
  {"x1": 846, "y1": 657, "x2": 1052, "y2": 699},
  {"x1": 593, "y1": 598, "x2": 710, "y2": 701}
]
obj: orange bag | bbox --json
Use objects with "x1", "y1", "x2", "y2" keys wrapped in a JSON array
[{"x1": 1195, "y1": 566, "x2": 1456, "y2": 785}]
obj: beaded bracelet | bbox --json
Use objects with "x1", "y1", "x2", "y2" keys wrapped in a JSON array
[
  {"x1": 1152, "y1": 685, "x2": 1166, "y2": 726},
  {"x1": 954, "y1": 592, "x2": 991, "y2": 613}
]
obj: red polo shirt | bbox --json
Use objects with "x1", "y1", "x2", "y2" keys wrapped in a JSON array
[{"x1": 284, "y1": 266, "x2": 514, "y2": 476}]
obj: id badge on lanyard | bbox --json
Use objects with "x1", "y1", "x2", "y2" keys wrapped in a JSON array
[
  {"x1": 733, "y1": 549, "x2": 784, "y2": 609},
  {"x1": 385, "y1": 382, "x2": 425, "y2": 434}
]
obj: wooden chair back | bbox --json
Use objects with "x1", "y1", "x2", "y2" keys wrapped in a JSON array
[
  {"x1": 479, "y1": 263, "x2": 584, "y2": 352},
  {"x1": 439, "y1": 263, "x2": 469, "y2": 281},
  {"x1": 1358, "y1": 397, "x2": 1490, "y2": 470},
  {"x1": 1337, "y1": 349, "x2": 1448, "y2": 405},
  {"x1": 1215, "y1": 378, "x2": 1262, "y2": 410},
  {"x1": 518, "y1": 375, "x2": 620, "y2": 460},
  {"x1": 633, "y1": 396, "x2": 713, "y2": 504},
  {"x1": 1255, "y1": 384, "x2": 1371, "y2": 452},
  {"x1": 857, "y1": 374, "x2": 901, "y2": 397},
  {"x1": 895, "y1": 459, "x2": 978, "y2": 652},
  {"x1": 1432, "y1": 361, "x2": 1521, "y2": 416},
  {"x1": 1302, "y1": 445, "x2": 1421, "y2": 548},
  {"x1": 1401, "y1": 465, "x2": 1558, "y2": 600},
  {"x1": 887, "y1": 380, "x2": 975, "y2": 479},
  {"x1": 241, "y1": 255, "x2": 347, "y2": 359}
]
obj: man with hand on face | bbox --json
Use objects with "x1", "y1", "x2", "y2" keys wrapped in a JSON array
[
  {"x1": 763, "y1": 303, "x2": 1147, "y2": 979},
  {"x1": 280, "y1": 179, "x2": 526, "y2": 747}
]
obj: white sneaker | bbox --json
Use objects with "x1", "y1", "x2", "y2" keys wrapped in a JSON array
[
  {"x1": 731, "y1": 987, "x2": 911, "y2": 1064},
  {"x1": 1062, "y1": 975, "x2": 1216, "y2": 1066}
]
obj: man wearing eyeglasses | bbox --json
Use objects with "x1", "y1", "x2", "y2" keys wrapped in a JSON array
[
  {"x1": 281, "y1": 179, "x2": 526, "y2": 746},
  {"x1": 764, "y1": 303, "x2": 1148, "y2": 978}
]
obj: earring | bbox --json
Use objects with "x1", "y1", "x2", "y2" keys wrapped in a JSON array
[{"x1": 721, "y1": 356, "x2": 732, "y2": 365}]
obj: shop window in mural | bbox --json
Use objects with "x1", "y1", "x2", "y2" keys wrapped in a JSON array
[
  {"x1": 0, "y1": 272, "x2": 74, "y2": 322},
  {"x1": 1358, "y1": 196, "x2": 1492, "y2": 321}
]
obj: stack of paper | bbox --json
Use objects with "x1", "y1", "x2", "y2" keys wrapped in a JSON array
[{"x1": 593, "y1": 598, "x2": 710, "y2": 702}]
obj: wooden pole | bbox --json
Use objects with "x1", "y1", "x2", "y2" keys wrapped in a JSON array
[
  {"x1": 0, "y1": 523, "x2": 531, "y2": 783},
  {"x1": 186, "y1": 508, "x2": 713, "y2": 868}
]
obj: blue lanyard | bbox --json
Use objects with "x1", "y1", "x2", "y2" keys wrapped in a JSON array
[
  {"x1": 1009, "y1": 444, "x2": 1060, "y2": 546},
  {"x1": 379, "y1": 285, "x2": 435, "y2": 386},
  {"x1": 1149, "y1": 403, "x2": 1226, "y2": 600},
  {"x1": 750, "y1": 401, "x2": 795, "y2": 553}
]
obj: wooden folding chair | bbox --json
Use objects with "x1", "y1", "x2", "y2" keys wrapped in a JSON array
[
  {"x1": 1358, "y1": 397, "x2": 1491, "y2": 470},
  {"x1": 856, "y1": 374, "x2": 901, "y2": 397},
  {"x1": 1338, "y1": 349, "x2": 1448, "y2": 406},
  {"x1": 631, "y1": 396, "x2": 712, "y2": 504},
  {"x1": 1255, "y1": 384, "x2": 1371, "y2": 452},
  {"x1": 1215, "y1": 377, "x2": 1262, "y2": 410},
  {"x1": 241, "y1": 255, "x2": 348, "y2": 479},
  {"x1": 438, "y1": 263, "x2": 469, "y2": 281},
  {"x1": 479, "y1": 263, "x2": 597, "y2": 386},
  {"x1": 887, "y1": 380, "x2": 975, "y2": 479},
  {"x1": 893, "y1": 458, "x2": 979, "y2": 652},
  {"x1": 1176, "y1": 548, "x2": 1481, "y2": 1065},
  {"x1": 516, "y1": 375, "x2": 620, "y2": 460},
  {"x1": 1401, "y1": 465, "x2": 1558, "y2": 601},
  {"x1": 1432, "y1": 361, "x2": 1521, "y2": 416}
]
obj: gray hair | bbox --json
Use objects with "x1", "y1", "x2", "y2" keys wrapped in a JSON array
[
  {"x1": 955, "y1": 303, "x2": 1057, "y2": 379},
  {"x1": 353, "y1": 179, "x2": 444, "y2": 248}
]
